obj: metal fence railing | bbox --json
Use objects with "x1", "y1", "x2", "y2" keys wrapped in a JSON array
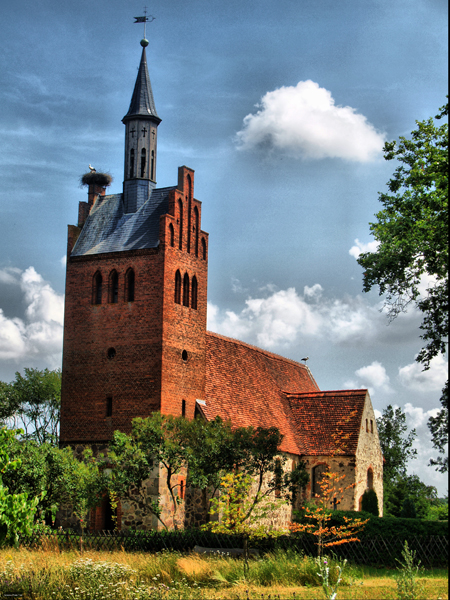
[{"x1": 17, "y1": 530, "x2": 448, "y2": 568}]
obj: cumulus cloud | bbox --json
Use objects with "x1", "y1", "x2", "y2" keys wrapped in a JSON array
[
  {"x1": 208, "y1": 284, "x2": 395, "y2": 350},
  {"x1": 349, "y1": 238, "x2": 380, "y2": 259},
  {"x1": 0, "y1": 267, "x2": 64, "y2": 367},
  {"x1": 398, "y1": 354, "x2": 448, "y2": 392},
  {"x1": 344, "y1": 361, "x2": 392, "y2": 396},
  {"x1": 236, "y1": 80, "x2": 385, "y2": 162}
]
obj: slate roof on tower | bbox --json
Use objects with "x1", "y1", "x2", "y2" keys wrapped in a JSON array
[
  {"x1": 123, "y1": 46, "x2": 161, "y2": 122},
  {"x1": 71, "y1": 187, "x2": 175, "y2": 256}
]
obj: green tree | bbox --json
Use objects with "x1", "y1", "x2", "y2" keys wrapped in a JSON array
[
  {"x1": 1, "y1": 437, "x2": 85, "y2": 525},
  {"x1": 386, "y1": 475, "x2": 438, "y2": 519},
  {"x1": 107, "y1": 414, "x2": 191, "y2": 529},
  {"x1": 376, "y1": 405, "x2": 419, "y2": 516},
  {"x1": 0, "y1": 368, "x2": 61, "y2": 444},
  {"x1": 357, "y1": 102, "x2": 448, "y2": 471},
  {"x1": 184, "y1": 416, "x2": 242, "y2": 520},
  {"x1": 0, "y1": 428, "x2": 42, "y2": 546},
  {"x1": 69, "y1": 448, "x2": 106, "y2": 549},
  {"x1": 206, "y1": 471, "x2": 287, "y2": 575},
  {"x1": 427, "y1": 381, "x2": 448, "y2": 473},
  {"x1": 377, "y1": 405, "x2": 417, "y2": 481}
]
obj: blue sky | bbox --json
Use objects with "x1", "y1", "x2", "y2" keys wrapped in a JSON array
[{"x1": 0, "y1": 0, "x2": 447, "y2": 493}]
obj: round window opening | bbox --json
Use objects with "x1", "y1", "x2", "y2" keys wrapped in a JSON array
[
  {"x1": 107, "y1": 347, "x2": 116, "y2": 360},
  {"x1": 181, "y1": 350, "x2": 188, "y2": 362}
]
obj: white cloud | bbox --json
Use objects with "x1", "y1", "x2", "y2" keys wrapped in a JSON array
[
  {"x1": 60, "y1": 255, "x2": 67, "y2": 267},
  {"x1": 236, "y1": 80, "x2": 385, "y2": 162},
  {"x1": 354, "y1": 361, "x2": 392, "y2": 396},
  {"x1": 0, "y1": 267, "x2": 22, "y2": 285},
  {"x1": 349, "y1": 238, "x2": 380, "y2": 259},
  {"x1": 0, "y1": 267, "x2": 64, "y2": 367},
  {"x1": 208, "y1": 284, "x2": 394, "y2": 350},
  {"x1": 398, "y1": 354, "x2": 448, "y2": 392}
]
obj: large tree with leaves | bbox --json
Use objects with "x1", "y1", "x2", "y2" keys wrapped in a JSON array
[
  {"x1": 0, "y1": 369, "x2": 61, "y2": 445},
  {"x1": 358, "y1": 101, "x2": 448, "y2": 471}
]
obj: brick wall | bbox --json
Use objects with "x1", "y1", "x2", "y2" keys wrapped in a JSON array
[{"x1": 60, "y1": 165, "x2": 209, "y2": 443}]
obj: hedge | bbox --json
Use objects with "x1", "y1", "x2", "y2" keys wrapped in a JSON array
[{"x1": 328, "y1": 510, "x2": 448, "y2": 537}]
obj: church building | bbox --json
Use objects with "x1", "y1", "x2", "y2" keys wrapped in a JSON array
[{"x1": 60, "y1": 38, "x2": 383, "y2": 529}]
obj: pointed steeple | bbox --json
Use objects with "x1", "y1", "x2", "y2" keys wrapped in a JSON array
[
  {"x1": 122, "y1": 39, "x2": 161, "y2": 213},
  {"x1": 123, "y1": 42, "x2": 161, "y2": 123}
]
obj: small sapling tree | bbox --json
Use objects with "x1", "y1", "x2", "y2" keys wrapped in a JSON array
[{"x1": 290, "y1": 470, "x2": 369, "y2": 557}]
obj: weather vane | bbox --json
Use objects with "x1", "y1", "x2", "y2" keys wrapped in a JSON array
[{"x1": 134, "y1": 7, "x2": 155, "y2": 40}]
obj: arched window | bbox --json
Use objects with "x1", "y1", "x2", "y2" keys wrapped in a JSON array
[
  {"x1": 106, "y1": 396, "x2": 113, "y2": 417},
  {"x1": 151, "y1": 150, "x2": 155, "y2": 180},
  {"x1": 174, "y1": 270, "x2": 182, "y2": 304},
  {"x1": 178, "y1": 199, "x2": 183, "y2": 250},
  {"x1": 367, "y1": 467, "x2": 374, "y2": 490},
  {"x1": 194, "y1": 206, "x2": 199, "y2": 257},
  {"x1": 93, "y1": 272, "x2": 102, "y2": 305},
  {"x1": 370, "y1": 420, "x2": 374, "y2": 433},
  {"x1": 187, "y1": 175, "x2": 192, "y2": 253},
  {"x1": 140, "y1": 148, "x2": 146, "y2": 177},
  {"x1": 126, "y1": 269, "x2": 135, "y2": 302},
  {"x1": 201, "y1": 238, "x2": 207, "y2": 260},
  {"x1": 183, "y1": 273, "x2": 190, "y2": 307},
  {"x1": 182, "y1": 399, "x2": 186, "y2": 418},
  {"x1": 312, "y1": 464, "x2": 328, "y2": 498},
  {"x1": 191, "y1": 276, "x2": 198, "y2": 310},
  {"x1": 169, "y1": 223, "x2": 175, "y2": 247},
  {"x1": 109, "y1": 270, "x2": 118, "y2": 303},
  {"x1": 129, "y1": 149, "x2": 135, "y2": 178},
  {"x1": 366, "y1": 419, "x2": 369, "y2": 432}
]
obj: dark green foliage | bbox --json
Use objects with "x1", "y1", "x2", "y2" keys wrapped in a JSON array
[
  {"x1": 329, "y1": 510, "x2": 447, "y2": 537},
  {"x1": 357, "y1": 101, "x2": 448, "y2": 367},
  {"x1": 361, "y1": 489, "x2": 379, "y2": 516},
  {"x1": 428, "y1": 381, "x2": 448, "y2": 473},
  {"x1": 401, "y1": 498, "x2": 417, "y2": 519},
  {"x1": 357, "y1": 101, "x2": 448, "y2": 473},
  {"x1": 385, "y1": 475, "x2": 437, "y2": 519},
  {"x1": 2, "y1": 436, "x2": 104, "y2": 526},
  {"x1": 376, "y1": 405, "x2": 417, "y2": 481},
  {"x1": 106, "y1": 414, "x2": 309, "y2": 530}
]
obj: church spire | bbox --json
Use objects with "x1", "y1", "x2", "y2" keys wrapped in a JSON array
[
  {"x1": 122, "y1": 39, "x2": 161, "y2": 213},
  {"x1": 123, "y1": 40, "x2": 161, "y2": 123}
]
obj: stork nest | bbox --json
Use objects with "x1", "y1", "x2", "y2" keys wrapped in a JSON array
[{"x1": 80, "y1": 172, "x2": 113, "y2": 187}]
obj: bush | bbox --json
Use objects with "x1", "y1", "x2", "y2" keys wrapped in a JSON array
[
  {"x1": 328, "y1": 510, "x2": 448, "y2": 537},
  {"x1": 361, "y1": 489, "x2": 379, "y2": 516}
]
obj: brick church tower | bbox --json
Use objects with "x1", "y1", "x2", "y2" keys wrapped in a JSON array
[{"x1": 60, "y1": 39, "x2": 209, "y2": 446}]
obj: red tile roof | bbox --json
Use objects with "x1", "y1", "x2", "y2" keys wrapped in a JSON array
[
  {"x1": 205, "y1": 332, "x2": 319, "y2": 454},
  {"x1": 287, "y1": 390, "x2": 367, "y2": 456},
  {"x1": 204, "y1": 332, "x2": 366, "y2": 457}
]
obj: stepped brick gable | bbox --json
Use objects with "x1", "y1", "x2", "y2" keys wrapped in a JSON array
[{"x1": 59, "y1": 38, "x2": 383, "y2": 529}]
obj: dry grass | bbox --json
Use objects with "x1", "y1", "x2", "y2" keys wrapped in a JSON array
[{"x1": 0, "y1": 547, "x2": 447, "y2": 599}]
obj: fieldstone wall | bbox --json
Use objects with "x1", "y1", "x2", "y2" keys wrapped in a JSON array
[
  {"x1": 301, "y1": 455, "x2": 358, "y2": 511},
  {"x1": 354, "y1": 393, "x2": 384, "y2": 515}
]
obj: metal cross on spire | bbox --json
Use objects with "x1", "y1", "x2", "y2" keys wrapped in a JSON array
[{"x1": 134, "y1": 7, "x2": 155, "y2": 40}]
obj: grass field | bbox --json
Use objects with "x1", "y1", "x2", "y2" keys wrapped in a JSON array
[{"x1": 0, "y1": 547, "x2": 447, "y2": 599}]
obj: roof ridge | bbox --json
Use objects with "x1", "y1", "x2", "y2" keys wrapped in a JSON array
[
  {"x1": 285, "y1": 388, "x2": 368, "y2": 397},
  {"x1": 206, "y1": 330, "x2": 319, "y2": 389}
]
